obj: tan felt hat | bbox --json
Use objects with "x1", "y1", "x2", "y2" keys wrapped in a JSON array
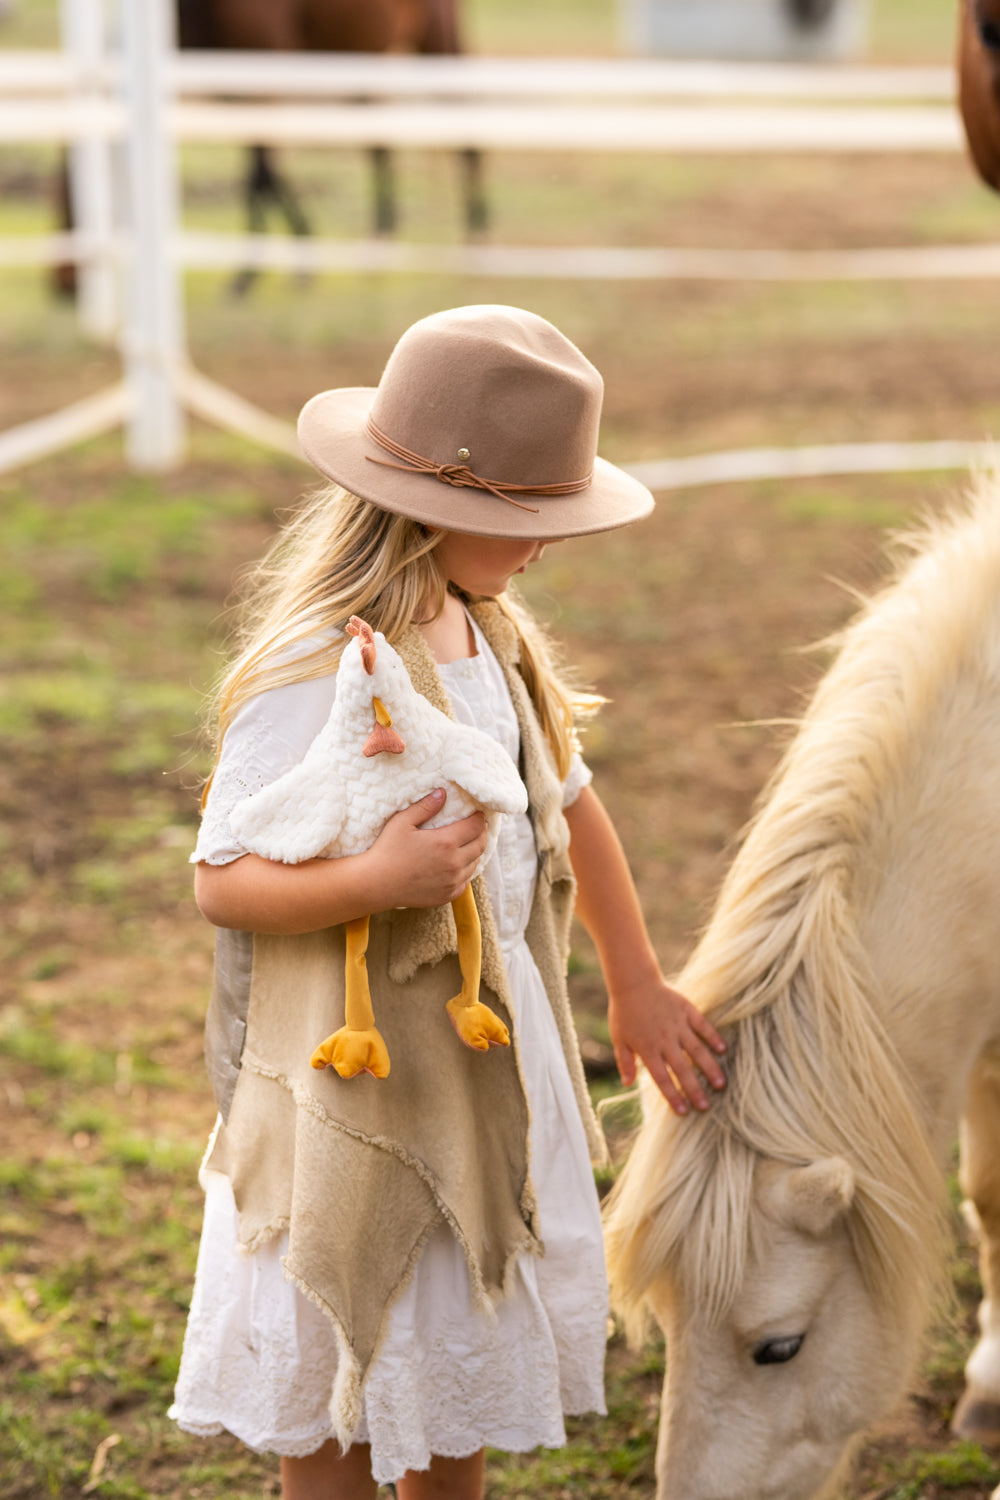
[{"x1": 296, "y1": 304, "x2": 655, "y2": 539}]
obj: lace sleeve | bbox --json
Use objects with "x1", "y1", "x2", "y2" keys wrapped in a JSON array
[{"x1": 193, "y1": 672, "x2": 339, "y2": 865}]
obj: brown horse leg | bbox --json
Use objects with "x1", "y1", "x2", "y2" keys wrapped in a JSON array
[
  {"x1": 416, "y1": 0, "x2": 489, "y2": 237},
  {"x1": 250, "y1": 144, "x2": 311, "y2": 238},
  {"x1": 370, "y1": 145, "x2": 397, "y2": 236},
  {"x1": 230, "y1": 144, "x2": 312, "y2": 298},
  {"x1": 51, "y1": 153, "x2": 78, "y2": 300},
  {"x1": 459, "y1": 147, "x2": 488, "y2": 237},
  {"x1": 954, "y1": 1050, "x2": 1000, "y2": 1444}
]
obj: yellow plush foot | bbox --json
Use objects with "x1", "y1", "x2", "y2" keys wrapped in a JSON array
[
  {"x1": 311, "y1": 1025, "x2": 391, "y2": 1079},
  {"x1": 445, "y1": 885, "x2": 508, "y2": 1052},
  {"x1": 446, "y1": 996, "x2": 510, "y2": 1052}
]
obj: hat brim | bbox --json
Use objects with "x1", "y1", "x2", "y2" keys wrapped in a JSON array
[{"x1": 297, "y1": 387, "x2": 655, "y2": 540}]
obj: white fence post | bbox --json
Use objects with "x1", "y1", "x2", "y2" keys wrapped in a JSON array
[
  {"x1": 119, "y1": 0, "x2": 186, "y2": 469},
  {"x1": 59, "y1": 0, "x2": 118, "y2": 341}
]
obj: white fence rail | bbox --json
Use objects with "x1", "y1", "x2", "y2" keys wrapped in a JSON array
[
  {"x1": 0, "y1": 95, "x2": 966, "y2": 151},
  {"x1": 10, "y1": 230, "x2": 1000, "y2": 287},
  {"x1": 0, "y1": 49, "x2": 957, "y2": 98}
]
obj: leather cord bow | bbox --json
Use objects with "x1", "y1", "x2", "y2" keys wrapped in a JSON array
[{"x1": 364, "y1": 415, "x2": 592, "y2": 515}]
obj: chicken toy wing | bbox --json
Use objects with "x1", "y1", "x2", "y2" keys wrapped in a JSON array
[{"x1": 229, "y1": 616, "x2": 529, "y2": 1080}]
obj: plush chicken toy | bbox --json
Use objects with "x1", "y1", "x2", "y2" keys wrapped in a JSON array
[{"x1": 229, "y1": 616, "x2": 529, "y2": 1080}]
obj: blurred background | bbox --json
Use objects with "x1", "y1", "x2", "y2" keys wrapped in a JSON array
[{"x1": 3, "y1": 2, "x2": 999, "y2": 1496}]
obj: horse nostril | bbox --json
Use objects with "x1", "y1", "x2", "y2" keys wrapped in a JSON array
[{"x1": 980, "y1": 18, "x2": 1000, "y2": 49}]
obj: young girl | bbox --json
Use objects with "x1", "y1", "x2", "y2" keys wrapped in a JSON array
[{"x1": 170, "y1": 304, "x2": 726, "y2": 1500}]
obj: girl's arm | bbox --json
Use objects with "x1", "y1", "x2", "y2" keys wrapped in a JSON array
[
  {"x1": 564, "y1": 783, "x2": 726, "y2": 1116},
  {"x1": 195, "y1": 788, "x2": 487, "y2": 935}
]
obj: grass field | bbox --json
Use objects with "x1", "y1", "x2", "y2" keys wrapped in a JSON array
[{"x1": 4, "y1": 0, "x2": 1000, "y2": 1496}]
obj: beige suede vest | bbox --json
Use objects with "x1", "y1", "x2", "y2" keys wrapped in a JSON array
[{"x1": 202, "y1": 600, "x2": 605, "y2": 1445}]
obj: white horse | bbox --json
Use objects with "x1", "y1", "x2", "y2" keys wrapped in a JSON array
[{"x1": 604, "y1": 476, "x2": 1000, "y2": 1500}]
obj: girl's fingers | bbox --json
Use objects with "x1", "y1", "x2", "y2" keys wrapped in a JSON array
[
  {"x1": 693, "y1": 1011, "x2": 727, "y2": 1055},
  {"x1": 656, "y1": 1029, "x2": 726, "y2": 1110},
  {"x1": 647, "y1": 1058, "x2": 692, "y2": 1117},
  {"x1": 670, "y1": 1056, "x2": 710, "y2": 1113},
  {"x1": 685, "y1": 1034, "x2": 727, "y2": 1091},
  {"x1": 612, "y1": 1040, "x2": 637, "y2": 1089},
  {"x1": 407, "y1": 788, "x2": 447, "y2": 827},
  {"x1": 621, "y1": 1037, "x2": 704, "y2": 1117},
  {"x1": 455, "y1": 810, "x2": 488, "y2": 847}
]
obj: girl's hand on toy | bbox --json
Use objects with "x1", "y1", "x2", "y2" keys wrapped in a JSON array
[
  {"x1": 608, "y1": 975, "x2": 726, "y2": 1117},
  {"x1": 368, "y1": 788, "x2": 489, "y2": 909}
]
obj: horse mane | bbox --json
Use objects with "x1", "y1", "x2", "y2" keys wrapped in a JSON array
[{"x1": 605, "y1": 476, "x2": 1000, "y2": 1339}]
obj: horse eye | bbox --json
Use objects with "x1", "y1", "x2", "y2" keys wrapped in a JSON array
[{"x1": 752, "y1": 1334, "x2": 805, "y2": 1366}]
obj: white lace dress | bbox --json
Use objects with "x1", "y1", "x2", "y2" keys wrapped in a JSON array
[{"x1": 169, "y1": 616, "x2": 609, "y2": 1482}]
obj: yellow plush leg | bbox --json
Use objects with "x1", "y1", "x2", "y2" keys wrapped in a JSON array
[
  {"x1": 445, "y1": 884, "x2": 510, "y2": 1052},
  {"x1": 310, "y1": 915, "x2": 391, "y2": 1079}
]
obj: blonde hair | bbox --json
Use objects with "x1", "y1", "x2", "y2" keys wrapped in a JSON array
[{"x1": 204, "y1": 484, "x2": 594, "y2": 791}]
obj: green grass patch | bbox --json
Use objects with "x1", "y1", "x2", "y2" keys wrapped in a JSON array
[
  {"x1": 777, "y1": 488, "x2": 911, "y2": 529},
  {"x1": 0, "y1": 1013, "x2": 170, "y2": 1091},
  {"x1": 880, "y1": 1441, "x2": 1000, "y2": 1498},
  {"x1": 0, "y1": 476, "x2": 255, "y2": 619}
]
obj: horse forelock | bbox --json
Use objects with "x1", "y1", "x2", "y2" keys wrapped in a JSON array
[{"x1": 607, "y1": 479, "x2": 1000, "y2": 1337}]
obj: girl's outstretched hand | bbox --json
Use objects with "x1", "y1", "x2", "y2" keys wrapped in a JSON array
[{"x1": 608, "y1": 975, "x2": 726, "y2": 1116}]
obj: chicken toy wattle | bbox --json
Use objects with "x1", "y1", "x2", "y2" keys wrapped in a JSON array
[{"x1": 229, "y1": 616, "x2": 529, "y2": 1080}]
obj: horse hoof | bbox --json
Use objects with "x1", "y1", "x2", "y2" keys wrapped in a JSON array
[{"x1": 952, "y1": 1390, "x2": 1000, "y2": 1446}]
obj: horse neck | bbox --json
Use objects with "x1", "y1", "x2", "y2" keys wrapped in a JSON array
[{"x1": 855, "y1": 688, "x2": 1000, "y2": 1155}]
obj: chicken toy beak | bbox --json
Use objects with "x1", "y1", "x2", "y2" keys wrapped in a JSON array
[{"x1": 363, "y1": 696, "x2": 406, "y2": 757}]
